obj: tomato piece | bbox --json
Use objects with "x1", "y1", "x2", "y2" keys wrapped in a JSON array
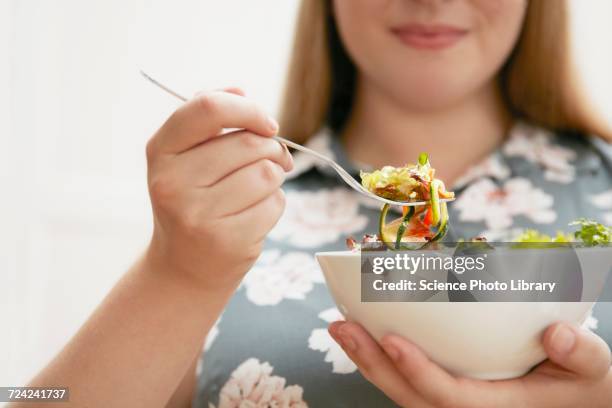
[
  {"x1": 423, "y1": 207, "x2": 433, "y2": 226},
  {"x1": 407, "y1": 221, "x2": 432, "y2": 238}
]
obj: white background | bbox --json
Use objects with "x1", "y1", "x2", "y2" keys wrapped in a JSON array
[{"x1": 1, "y1": 0, "x2": 611, "y2": 386}]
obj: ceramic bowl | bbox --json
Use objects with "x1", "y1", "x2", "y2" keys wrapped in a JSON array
[{"x1": 316, "y1": 247, "x2": 609, "y2": 380}]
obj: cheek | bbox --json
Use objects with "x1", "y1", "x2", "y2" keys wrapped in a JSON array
[
  {"x1": 332, "y1": 0, "x2": 380, "y2": 28},
  {"x1": 428, "y1": 0, "x2": 527, "y2": 101},
  {"x1": 471, "y1": 0, "x2": 527, "y2": 67},
  {"x1": 332, "y1": 0, "x2": 390, "y2": 62}
]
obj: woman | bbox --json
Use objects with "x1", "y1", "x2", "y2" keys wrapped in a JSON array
[{"x1": 15, "y1": 0, "x2": 612, "y2": 407}]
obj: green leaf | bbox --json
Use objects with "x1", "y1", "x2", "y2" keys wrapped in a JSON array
[
  {"x1": 418, "y1": 152, "x2": 429, "y2": 166},
  {"x1": 569, "y1": 218, "x2": 612, "y2": 246},
  {"x1": 514, "y1": 230, "x2": 573, "y2": 243}
]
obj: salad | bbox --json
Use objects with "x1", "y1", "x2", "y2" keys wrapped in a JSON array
[
  {"x1": 347, "y1": 153, "x2": 611, "y2": 250},
  {"x1": 515, "y1": 219, "x2": 612, "y2": 246},
  {"x1": 354, "y1": 153, "x2": 454, "y2": 250}
]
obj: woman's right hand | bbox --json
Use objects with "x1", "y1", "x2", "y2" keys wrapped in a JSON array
[{"x1": 144, "y1": 89, "x2": 293, "y2": 292}]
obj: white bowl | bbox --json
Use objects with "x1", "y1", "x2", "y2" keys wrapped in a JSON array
[{"x1": 316, "y1": 248, "x2": 609, "y2": 380}]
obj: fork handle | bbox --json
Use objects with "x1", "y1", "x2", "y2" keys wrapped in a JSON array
[{"x1": 273, "y1": 135, "x2": 334, "y2": 165}]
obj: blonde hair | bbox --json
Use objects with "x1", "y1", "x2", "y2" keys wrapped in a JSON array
[{"x1": 279, "y1": 0, "x2": 611, "y2": 143}]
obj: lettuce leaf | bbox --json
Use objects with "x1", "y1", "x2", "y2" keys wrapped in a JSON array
[
  {"x1": 514, "y1": 219, "x2": 611, "y2": 246},
  {"x1": 570, "y1": 218, "x2": 611, "y2": 246},
  {"x1": 360, "y1": 165, "x2": 424, "y2": 201},
  {"x1": 514, "y1": 230, "x2": 573, "y2": 243}
]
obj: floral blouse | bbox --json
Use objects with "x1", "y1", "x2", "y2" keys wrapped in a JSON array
[{"x1": 194, "y1": 121, "x2": 612, "y2": 408}]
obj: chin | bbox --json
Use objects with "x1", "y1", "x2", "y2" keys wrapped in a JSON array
[
  {"x1": 392, "y1": 83, "x2": 473, "y2": 111},
  {"x1": 376, "y1": 65, "x2": 477, "y2": 109}
]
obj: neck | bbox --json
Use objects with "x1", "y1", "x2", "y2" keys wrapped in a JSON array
[{"x1": 341, "y1": 77, "x2": 512, "y2": 185}]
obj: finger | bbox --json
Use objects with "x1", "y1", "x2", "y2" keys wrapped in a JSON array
[
  {"x1": 381, "y1": 334, "x2": 472, "y2": 407},
  {"x1": 330, "y1": 322, "x2": 429, "y2": 408},
  {"x1": 175, "y1": 130, "x2": 293, "y2": 187},
  {"x1": 149, "y1": 91, "x2": 278, "y2": 155},
  {"x1": 222, "y1": 87, "x2": 246, "y2": 96},
  {"x1": 223, "y1": 188, "x2": 286, "y2": 244},
  {"x1": 381, "y1": 335, "x2": 523, "y2": 408},
  {"x1": 542, "y1": 322, "x2": 612, "y2": 379},
  {"x1": 206, "y1": 159, "x2": 286, "y2": 217},
  {"x1": 196, "y1": 87, "x2": 245, "y2": 97}
]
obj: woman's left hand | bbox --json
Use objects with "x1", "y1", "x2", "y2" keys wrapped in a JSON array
[{"x1": 329, "y1": 321, "x2": 612, "y2": 408}]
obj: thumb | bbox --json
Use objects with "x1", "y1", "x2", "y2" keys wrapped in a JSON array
[
  {"x1": 222, "y1": 87, "x2": 246, "y2": 97},
  {"x1": 542, "y1": 322, "x2": 611, "y2": 379},
  {"x1": 193, "y1": 87, "x2": 246, "y2": 98}
]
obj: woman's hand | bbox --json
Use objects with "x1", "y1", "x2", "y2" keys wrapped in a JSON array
[
  {"x1": 16, "y1": 90, "x2": 293, "y2": 408},
  {"x1": 145, "y1": 89, "x2": 293, "y2": 291},
  {"x1": 329, "y1": 321, "x2": 612, "y2": 408}
]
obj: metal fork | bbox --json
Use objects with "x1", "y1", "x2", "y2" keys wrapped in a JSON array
[{"x1": 140, "y1": 70, "x2": 454, "y2": 207}]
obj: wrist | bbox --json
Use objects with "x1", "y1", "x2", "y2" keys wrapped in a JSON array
[
  {"x1": 603, "y1": 368, "x2": 612, "y2": 403},
  {"x1": 142, "y1": 238, "x2": 242, "y2": 298}
]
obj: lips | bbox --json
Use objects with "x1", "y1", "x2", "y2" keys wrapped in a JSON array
[{"x1": 391, "y1": 24, "x2": 468, "y2": 50}]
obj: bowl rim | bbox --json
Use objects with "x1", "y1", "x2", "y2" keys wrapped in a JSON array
[
  {"x1": 315, "y1": 250, "x2": 359, "y2": 258},
  {"x1": 315, "y1": 245, "x2": 609, "y2": 259}
]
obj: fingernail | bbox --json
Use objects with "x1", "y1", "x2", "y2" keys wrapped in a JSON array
[
  {"x1": 551, "y1": 325, "x2": 576, "y2": 355},
  {"x1": 267, "y1": 116, "x2": 279, "y2": 133},
  {"x1": 382, "y1": 342, "x2": 400, "y2": 362},
  {"x1": 338, "y1": 328, "x2": 357, "y2": 351},
  {"x1": 328, "y1": 322, "x2": 341, "y2": 338}
]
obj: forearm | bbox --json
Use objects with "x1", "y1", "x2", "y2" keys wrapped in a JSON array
[
  {"x1": 12, "y1": 253, "x2": 233, "y2": 408},
  {"x1": 598, "y1": 369, "x2": 612, "y2": 406},
  {"x1": 7, "y1": 88, "x2": 290, "y2": 408},
  {"x1": 166, "y1": 355, "x2": 199, "y2": 408}
]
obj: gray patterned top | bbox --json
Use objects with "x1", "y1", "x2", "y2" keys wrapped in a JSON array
[{"x1": 194, "y1": 121, "x2": 612, "y2": 408}]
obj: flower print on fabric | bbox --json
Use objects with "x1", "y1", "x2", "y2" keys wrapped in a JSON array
[
  {"x1": 211, "y1": 358, "x2": 308, "y2": 408},
  {"x1": 590, "y1": 190, "x2": 612, "y2": 225},
  {"x1": 583, "y1": 309, "x2": 599, "y2": 332},
  {"x1": 269, "y1": 188, "x2": 368, "y2": 248},
  {"x1": 197, "y1": 316, "x2": 223, "y2": 377},
  {"x1": 308, "y1": 308, "x2": 357, "y2": 374},
  {"x1": 204, "y1": 316, "x2": 222, "y2": 352},
  {"x1": 454, "y1": 177, "x2": 556, "y2": 230},
  {"x1": 242, "y1": 250, "x2": 324, "y2": 306},
  {"x1": 479, "y1": 227, "x2": 525, "y2": 242},
  {"x1": 453, "y1": 153, "x2": 511, "y2": 189},
  {"x1": 503, "y1": 124, "x2": 577, "y2": 184},
  {"x1": 287, "y1": 131, "x2": 335, "y2": 180}
]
